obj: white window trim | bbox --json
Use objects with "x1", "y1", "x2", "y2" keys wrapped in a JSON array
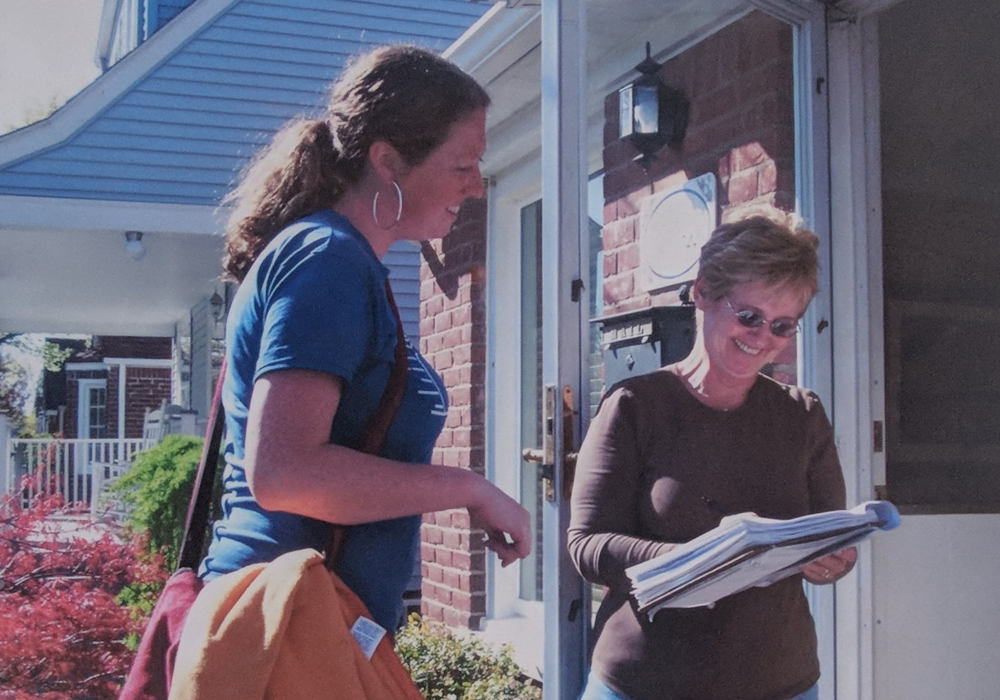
[
  {"x1": 65, "y1": 362, "x2": 108, "y2": 372},
  {"x1": 103, "y1": 357, "x2": 173, "y2": 367}
]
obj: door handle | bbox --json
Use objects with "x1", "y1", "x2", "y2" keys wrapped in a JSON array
[
  {"x1": 522, "y1": 447, "x2": 547, "y2": 463},
  {"x1": 521, "y1": 384, "x2": 578, "y2": 502}
]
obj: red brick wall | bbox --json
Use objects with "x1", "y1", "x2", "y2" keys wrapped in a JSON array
[
  {"x1": 108, "y1": 371, "x2": 120, "y2": 439},
  {"x1": 124, "y1": 367, "x2": 172, "y2": 438},
  {"x1": 64, "y1": 381, "x2": 79, "y2": 439},
  {"x1": 603, "y1": 11, "x2": 798, "y2": 381},
  {"x1": 418, "y1": 195, "x2": 489, "y2": 630}
]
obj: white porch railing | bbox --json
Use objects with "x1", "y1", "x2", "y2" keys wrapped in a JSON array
[
  {"x1": 3, "y1": 438, "x2": 146, "y2": 511},
  {"x1": 1, "y1": 405, "x2": 200, "y2": 519}
]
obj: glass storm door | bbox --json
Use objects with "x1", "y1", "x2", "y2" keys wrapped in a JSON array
[{"x1": 871, "y1": 2, "x2": 1000, "y2": 697}]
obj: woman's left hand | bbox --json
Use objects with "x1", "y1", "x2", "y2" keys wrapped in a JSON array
[{"x1": 801, "y1": 546, "x2": 858, "y2": 585}]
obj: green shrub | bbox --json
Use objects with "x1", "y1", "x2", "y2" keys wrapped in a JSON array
[
  {"x1": 396, "y1": 615, "x2": 542, "y2": 700},
  {"x1": 111, "y1": 435, "x2": 205, "y2": 571}
]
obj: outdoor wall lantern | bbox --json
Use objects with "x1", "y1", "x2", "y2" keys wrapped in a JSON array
[
  {"x1": 209, "y1": 289, "x2": 226, "y2": 322},
  {"x1": 123, "y1": 230, "x2": 146, "y2": 261},
  {"x1": 618, "y1": 42, "x2": 689, "y2": 169}
]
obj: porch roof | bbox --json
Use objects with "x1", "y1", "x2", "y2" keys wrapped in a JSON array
[{"x1": 0, "y1": 0, "x2": 489, "y2": 336}]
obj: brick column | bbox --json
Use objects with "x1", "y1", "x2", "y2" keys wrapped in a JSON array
[
  {"x1": 124, "y1": 367, "x2": 172, "y2": 438},
  {"x1": 107, "y1": 369, "x2": 121, "y2": 438},
  {"x1": 418, "y1": 196, "x2": 489, "y2": 630}
]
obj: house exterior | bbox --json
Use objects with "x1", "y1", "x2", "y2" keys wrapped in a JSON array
[
  {"x1": 0, "y1": 0, "x2": 491, "y2": 423},
  {"x1": 415, "y1": 0, "x2": 1000, "y2": 698},
  {"x1": 36, "y1": 336, "x2": 173, "y2": 440},
  {"x1": 2, "y1": 1, "x2": 997, "y2": 698}
]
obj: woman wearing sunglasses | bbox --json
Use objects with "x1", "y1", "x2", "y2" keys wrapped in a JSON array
[{"x1": 569, "y1": 215, "x2": 857, "y2": 700}]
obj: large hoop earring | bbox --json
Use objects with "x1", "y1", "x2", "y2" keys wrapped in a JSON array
[{"x1": 372, "y1": 180, "x2": 403, "y2": 230}]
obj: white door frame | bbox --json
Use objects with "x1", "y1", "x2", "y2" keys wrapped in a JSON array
[
  {"x1": 485, "y1": 157, "x2": 544, "y2": 623},
  {"x1": 76, "y1": 378, "x2": 109, "y2": 440},
  {"x1": 827, "y1": 16, "x2": 881, "y2": 700},
  {"x1": 540, "y1": 1, "x2": 590, "y2": 698},
  {"x1": 826, "y1": 2, "x2": 906, "y2": 699},
  {"x1": 76, "y1": 377, "x2": 109, "y2": 478},
  {"x1": 535, "y1": 1, "x2": 836, "y2": 696}
]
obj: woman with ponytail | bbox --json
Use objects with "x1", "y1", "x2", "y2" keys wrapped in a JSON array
[{"x1": 199, "y1": 45, "x2": 530, "y2": 633}]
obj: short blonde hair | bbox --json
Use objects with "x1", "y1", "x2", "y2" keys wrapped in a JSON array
[{"x1": 696, "y1": 215, "x2": 820, "y2": 302}]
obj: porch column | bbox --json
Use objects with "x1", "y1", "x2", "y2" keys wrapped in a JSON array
[
  {"x1": 419, "y1": 198, "x2": 491, "y2": 630},
  {"x1": 541, "y1": 0, "x2": 589, "y2": 698},
  {"x1": 0, "y1": 412, "x2": 11, "y2": 493}
]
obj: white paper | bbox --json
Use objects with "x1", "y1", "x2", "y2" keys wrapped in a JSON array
[{"x1": 627, "y1": 501, "x2": 901, "y2": 616}]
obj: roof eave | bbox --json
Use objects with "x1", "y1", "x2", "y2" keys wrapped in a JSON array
[{"x1": 0, "y1": 0, "x2": 239, "y2": 169}]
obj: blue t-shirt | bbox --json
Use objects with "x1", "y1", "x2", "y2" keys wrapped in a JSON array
[{"x1": 199, "y1": 210, "x2": 448, "y2": 631}]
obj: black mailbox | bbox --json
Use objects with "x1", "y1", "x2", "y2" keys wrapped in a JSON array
[{"x1": 592, "y1": 305, "x2": 696, "y2": 389}]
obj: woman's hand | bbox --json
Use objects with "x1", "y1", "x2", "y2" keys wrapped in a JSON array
[
  {"x1": 801, "y1": 546, "x2": 858, "y2": 585},
  {"x1": 468, "y1": 483, "x2": 532, "y2": 568}
]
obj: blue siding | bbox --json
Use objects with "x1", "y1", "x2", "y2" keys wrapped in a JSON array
[
  {"x1": 386, "y1": 242, "x2": 423, "y2": 340},
  {"x1": 0, "y1": 0, "x2": 490, "y2": 205}
]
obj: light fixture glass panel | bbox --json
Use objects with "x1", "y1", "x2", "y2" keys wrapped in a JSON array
[
  {"x1": 618, "y1": 85, "x2": 634, "y2": 139},
  {"x1": 635, "y1": 84, "x2": 659, "y2": 135}
]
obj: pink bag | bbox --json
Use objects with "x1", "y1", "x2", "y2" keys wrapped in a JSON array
[{"x1": 118, "y1": 569, "x2": 201, "y2": 700}]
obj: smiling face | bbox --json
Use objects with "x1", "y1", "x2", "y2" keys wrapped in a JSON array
[
  {"x1": 392, "y1": 108, "x2": 487, "y2": 242},
  {"x1": 695, "y1": 278, "x2": 812, "y2": 384}
]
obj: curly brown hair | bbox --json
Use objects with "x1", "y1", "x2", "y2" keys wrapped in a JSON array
[
  {"x1": 696, "y1": 215, "x2": 820, "y2": 302},
  {"x1": 222, "y1": 44, "x2": 490, "y2": 281}
]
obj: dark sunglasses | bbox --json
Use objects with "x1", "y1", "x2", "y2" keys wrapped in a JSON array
[{"x1": 725, "y1": 299, "x2": 800, "y2": 338}]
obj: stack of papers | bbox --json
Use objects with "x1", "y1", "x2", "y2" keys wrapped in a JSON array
[{"x1": 627, "y1": 500, "x2": 901, "y2": 617}]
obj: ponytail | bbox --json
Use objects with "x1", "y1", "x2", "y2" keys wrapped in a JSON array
[
  {"x1": 222, "y1": 119, "x2": 346, "y2": 281},
  {"x1": 222, "y1": 45, "x2": 490, "y2": 282}
]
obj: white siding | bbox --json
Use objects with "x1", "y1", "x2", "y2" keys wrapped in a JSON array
[{"x1": 189, "y1": 297, "x2": 212, "y2": 422}]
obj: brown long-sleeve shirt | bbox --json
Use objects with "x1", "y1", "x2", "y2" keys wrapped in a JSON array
[{"x1": 568, "y1": 369, "x2": 846, "y2": 700}]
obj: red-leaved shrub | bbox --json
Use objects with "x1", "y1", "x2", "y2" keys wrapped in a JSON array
[{"x1": 0, "y1": 484, "x2": 168, "y2": 700}]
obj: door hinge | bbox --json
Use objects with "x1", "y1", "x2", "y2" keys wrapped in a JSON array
[{"x1": 873, "y1": 420, "x2": 884, "y2": 453}]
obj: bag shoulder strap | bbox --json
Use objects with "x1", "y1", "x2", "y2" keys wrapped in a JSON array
[
  {"x1": 325, "y1": 279, "x2": 409, "y2": 565},
  {"x1": 177, "y1": 357, "x2": 228, "y2": 570},
  {"x1": 354, "y1": 279, "x2": 410, "y2": 453}
]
